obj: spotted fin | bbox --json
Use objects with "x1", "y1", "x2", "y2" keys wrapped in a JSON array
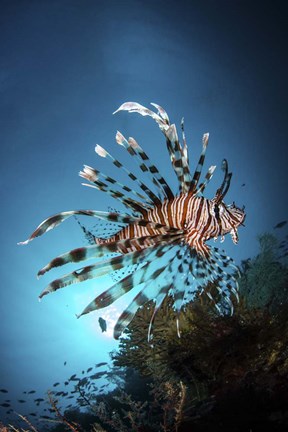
[
  {"x1": 77, "y1": 243, "x2": 178, "y2": 338},
  {"x1": 75, "y1": 241, "x2": 240, "y2": 339}
]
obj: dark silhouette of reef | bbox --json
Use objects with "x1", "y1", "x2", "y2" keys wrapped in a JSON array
[{"x1": 2, "y1": 233, "x2": 288, "y2": 431}]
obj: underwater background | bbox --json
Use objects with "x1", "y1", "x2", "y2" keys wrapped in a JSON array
[{"x1": 0, "y1": 0, "x2": 287, "y2": 430}]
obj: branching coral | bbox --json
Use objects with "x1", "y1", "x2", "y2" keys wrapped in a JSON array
[{"x1": 239, "y1": 233, "x2": 288, "y2": 309}]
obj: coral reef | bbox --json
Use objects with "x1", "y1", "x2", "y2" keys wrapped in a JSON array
[
  {"x1": 239, "y1": 233, "x2": 288, "y2": 310},
  {"x1": 2, "y1": 232, "x2": 288, "y2": 431}
]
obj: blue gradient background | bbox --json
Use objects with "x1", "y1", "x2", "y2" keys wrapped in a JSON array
[{"x1": 0, "y1": 0, "x2": 287, "y2": 423}]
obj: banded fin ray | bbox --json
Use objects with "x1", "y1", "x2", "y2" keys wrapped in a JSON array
[
  {"x1": 196, "y1": 165, "x2": 217, "y2": 196},
  {"x1": 150, "y1": 103, "x2": 192, "y2": 193},
  {"x1": 113, "y1": 242, "x2": 233, "y2": 339},
  {"x1": 197, "y1": 247, "x2": 240, "y2": 312},
  {"x1": 79, "y1": 164, "x2": 148, "y2": 203},
  {"x1": 18, "y1": 210, "x2": 180, "y2": 245},
  {"x1": 170, "y1": 247, "x2": 191, "y2": 314},
  {"x1": 79, "y1": 166, "x2": 150, "y2": 213},
  {"x1": 165, "y1": 124, "x2": 192, "y2": 194},
  {"x1": 150, "y1": 102, "x2": 170, "y2": 125},
  {"x1": 116, "y1": 131, "x2": 174, "y2": 201},
  {"x1": 77, "y1": 243, "x2": 176, "y2": 316},
  {"x1": 181, "y1": 117, "x2": 189, "y2": 165},
  {"x1": 113, "y1": 102, "x2": 166, "y2": 130},
  {"x1": 95, "y1": 144, "x2": 161, "y2": 206},
  {"x1": 77, "y1": 244, "x2": 179, "y2": 338},
  {"x1": 148, "y1": 245, "x2": 189, "y2": 340},
  {"x1": 38, "y1": 232, "x2": 183, "y2": 277},
  {"x1": 113, "y1": 276, "x2": 169, "y2": 340},
  {"x1": 214, "y1": 159, "x2": 232, "y2": 202},
  {"x1": 115, "y1": 102, "x2": 192, "y2": 194},
  {"x1": 189, "y1": 133, "x2": 209, "y2": 193},
  {"x1": 39, "y1": 246, "x2": 154, "y2": 298}
]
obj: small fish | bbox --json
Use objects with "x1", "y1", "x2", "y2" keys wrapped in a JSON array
[
  {"x1": 79, "y1": 378, "x2": 89, "y2": 387},
  {"x1": 95, "y1": 362, "x2": 108, "y2": 368},
  {"x1": 64, "y1": 381, "x2": 69, "y2": 386},
  {"x1": 18, "y1": 399, "x2": 26, "y2": 403},
  {"x1": 69, "y1": 374, "x2": 77, "y2": 380},
  {"x1": 53, "y1": 382, "x2": 60, "y2": 387},
  {"x1": 28, "y1": 390, "x2": 36, "y2": 394},
  {"x1": 274, "y1": 220, "x2": 287, "y2": 229},
  {"x1": 67, "y1": 395, "x2": 74, "y2": 399},
  {"x1": 0, "y1": 389, "x2": 8, "y2": 393},
  {"x1": 34, "y1": 398, "x2": 44, "y2": 402},
  {"x1": 29, "y1": 413, "x2": 37, "y2": 416},
  {"x1": 98, "y1": 317, "x2": 107, "y2": 332},
  {"x1": 241, "y1": 183, "x2": 246, "y2": 187},
  {"x1": 87, "y1": 367, "x2": 93, "y2": 373},
  {"x1": 64, "y1": 361, "x2": 67, "y2": 366},
  {"x1": 90, "y1": 371, "x2": 106, "y2": 379},
  {"x1": 0, "y1": 403, "x2": 10, "y2": 407}
]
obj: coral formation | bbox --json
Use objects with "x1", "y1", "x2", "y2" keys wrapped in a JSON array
[{"x1": 2, "y1": 232, "x2": 288, "y2": 431}]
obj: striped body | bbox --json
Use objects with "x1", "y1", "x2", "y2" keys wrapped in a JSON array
[
  {"x1": 19, "y1": 102, "x2": 246, "y2": 340},
  {"x1": 99, "y1": 193, "x2": 242, "y2": 258}
]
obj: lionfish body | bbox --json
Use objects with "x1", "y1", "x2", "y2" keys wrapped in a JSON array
[
  {"x1": 95, "y1": 194, "x2": 241, "y2": 260},
  {"x1": 19, "y1": 102, "x2": 245, "y2": 340}
]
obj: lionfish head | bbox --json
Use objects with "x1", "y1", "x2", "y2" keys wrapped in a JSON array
[{"x1": 221, "y1": 201, "x2": 246, "y2": 244}]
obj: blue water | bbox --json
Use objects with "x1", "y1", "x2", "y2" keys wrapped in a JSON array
[{"x1": 0, "y1": 0, "x2": 287, "y2": 426}]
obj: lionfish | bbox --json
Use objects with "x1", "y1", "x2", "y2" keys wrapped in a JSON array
[{"x1": 19, "y1": 102, "x2": 245, "y2": 340}]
